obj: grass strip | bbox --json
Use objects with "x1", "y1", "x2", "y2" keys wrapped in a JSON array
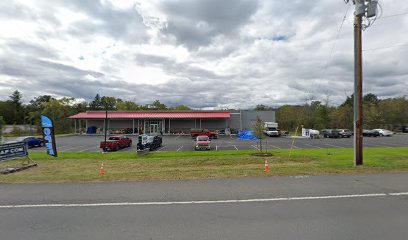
[{"x1": 0, "y1": 147, "x2": 407, "y2": 183}]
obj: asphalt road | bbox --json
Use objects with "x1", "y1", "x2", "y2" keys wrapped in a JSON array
[
  {"x1": 24, "y1": 133, "x2": 408, "y2": 152},
  {"x1": 1, "y1": 173, "x2": 408, "y2": 239}
]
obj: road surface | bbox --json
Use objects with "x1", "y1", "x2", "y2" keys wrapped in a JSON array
[{"x1": 1, "y1": 173, "x2": 407, "y2": 239}]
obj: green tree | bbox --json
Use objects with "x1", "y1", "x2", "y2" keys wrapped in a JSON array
[
  {"x1": 89, "y1": 94, "x2": 102, "y2": 110},
  {"x1": 169, "y1": 105, "x2": 191, "y2": 110},
  {"x1": 100, "y1": 96, "x2": 119, "y2": 110},
  {"x1": 42, "y1": 98, "x2": 76, "y2": 134},
  {"x1": 117, "y1": 100, "x2": 140, "y2": 111},
  {"x1": 0, "y1": 116, "x2": 5, "y2": 139},
  {"x1": 151, "y1": 100, "x2": 167, "y2": 110},
  {"x1": 255, "y1": 104, "x2": 273, "y2": 111},
  {"x1": 8, "y1": 90, "x2": 24, "y2": 124}
]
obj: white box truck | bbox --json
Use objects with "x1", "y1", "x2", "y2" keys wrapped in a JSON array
[{"x1": 263, "y1": 122, "x2": 281, "y2": 137}]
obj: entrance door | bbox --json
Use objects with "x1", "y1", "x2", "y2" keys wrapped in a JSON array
[{"x1": 150, "y1": 124, "x2": 159, "y2": 134}]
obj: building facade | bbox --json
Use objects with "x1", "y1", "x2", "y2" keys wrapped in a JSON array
[{"x1": 69, "y1": 110, "x2": 275, "y2": 135}]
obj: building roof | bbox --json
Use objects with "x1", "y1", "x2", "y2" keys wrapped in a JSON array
[{"x1": 68, "y1": 111, "x2": 231, "y2": 119}]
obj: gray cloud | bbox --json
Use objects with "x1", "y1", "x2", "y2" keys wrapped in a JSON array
[
  {"x1": 0, "y1": 0, "x2": 407, "y2": 109},
  {"x1": 158, "y1": 0, "x2": 258, "y2": 49}
]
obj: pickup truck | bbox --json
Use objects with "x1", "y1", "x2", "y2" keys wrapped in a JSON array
[
  {"x1": 195, "y1": 135, "x2": 211, "y2": 151},
  {"x1": 100, "y1": 136, "x2": 132, "y2": 151},
  {"x1": 137, "y1": 134, "x2": 162, "y2": 151},
  {"x1": 190, "y1": 128, "x2": 218, "y2": 139}
]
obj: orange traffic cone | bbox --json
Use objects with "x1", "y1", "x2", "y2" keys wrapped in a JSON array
[
  {"x1": 99, "y1": 162, "x2": 105, "y2": 174},
  {"x1": 264, "y1": 160, "x2": 269, "y2": 172}
]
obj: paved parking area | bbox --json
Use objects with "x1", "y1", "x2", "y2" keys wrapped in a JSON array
[{"x1": 26, "y1": 133, "x2": 408, "y2": 153}]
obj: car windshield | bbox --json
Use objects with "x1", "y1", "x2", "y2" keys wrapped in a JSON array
[{"x1": 197, "y1": 137, "x2": 209, "y2": 141}]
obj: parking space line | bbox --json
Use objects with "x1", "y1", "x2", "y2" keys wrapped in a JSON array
[
  {"x1": 176, "y1": 146, "x2": 184, "y2": 151},
  {"x1": 175, "y1": 135, "x2": 181, "y2": 139},
  {"x1": 157, "y1": 146, "x2": 167, "y2": 152},
  {"x1": 267, "y1": 145, "x2": 281, "y2": 149},
  {"x1": 216, "y1": 145, "x2": 218, "y2": 151},
  {"x1": 251, "y1": 145, "x2": 259, "y2": 150},
  {"x1": 233, "y1": 145, "x2": 238, "y2": 150}
]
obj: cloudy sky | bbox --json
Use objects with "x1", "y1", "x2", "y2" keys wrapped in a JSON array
[{"x1": 0, "y1": 0, "x2": 407, "y2": 109}]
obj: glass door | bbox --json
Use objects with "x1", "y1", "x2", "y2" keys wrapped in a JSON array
[{"x1": 150, "y1": 124, "x2": 159, "y2": 134}]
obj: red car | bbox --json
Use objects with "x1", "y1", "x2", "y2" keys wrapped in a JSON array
[
  {"x1": 190, "y1": 128, "x2": 218, "y2": 139},
  {"x1": 195, "y1": 135, "x2": 211, "y2": 151},
  {"x1": 100, "y1": 136, "x2": 132, "y2": 151}
]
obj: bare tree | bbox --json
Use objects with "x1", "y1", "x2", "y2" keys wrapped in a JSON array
[{"x1": 252, "y1": 116, "x2": 266, "y2": 153}]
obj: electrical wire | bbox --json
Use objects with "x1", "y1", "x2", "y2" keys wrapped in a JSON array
[
  {"x1": 377, "y1": 11, "x2": 408, "y2": 20},
  {"x1": 322, "y1": 5, "x2": 350, "y2": 72},
  {"x1": 363, "y1": 42, "x2": 408, "y2": 52}
]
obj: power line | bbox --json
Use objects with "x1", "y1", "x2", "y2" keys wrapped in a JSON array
[
  {"x1": 377, "y1": 11, "x2": 408, "y2": 19},
  {"x1": 363, "y1": 42, "x2": 408, "y2": 51},
  {"x1": 322, "y1": 5, "x2": 351, "y2": 72}
]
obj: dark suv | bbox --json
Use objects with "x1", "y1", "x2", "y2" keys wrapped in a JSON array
[
  {"x1": 321, "y1": 129, "x2": 341, "y2": 138},
  {"x1": 337, "y1": 129, "x2": 352, "y2": 138}
]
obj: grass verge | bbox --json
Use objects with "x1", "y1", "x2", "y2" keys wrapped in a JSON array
[{"x1": 0, "y1": 147, "x2": 407, "y2": 183}]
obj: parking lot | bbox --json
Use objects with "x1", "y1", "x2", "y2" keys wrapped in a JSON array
[{"x1": 26, "y1": 133, "x2": 408, "y2": 153}]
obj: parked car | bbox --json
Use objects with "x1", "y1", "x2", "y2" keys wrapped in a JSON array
[
  {"x1": 402, "y1": 125, "x2": 408, "y2": 133},
  {"x1": 373, "y1": 129, "x2": 394, "y2": 137},
  {"x1": 137, "y1": 134, "x2": 162, "y2": 151},
  {"x1": 14, "y1": 136, "x2": 44, "y2": 148},
  {"x1": 195, "y1": 135, "x2": 211, "y2": 151},
  {"x1": 362, "y1": 129, "x2": 380, "y2": 137},
  {"x1": 190, "y1": 128, "x2": 218, "y2": 139},
  {"x1": 337, "y1": 129, "x2": 352, "y2": 138},
  {"x1": 100, "y1": 136, "x2": 132, "y2": 151},
  {"x1": 321, "y1": 129, "x2": 340, "y2": 138}
]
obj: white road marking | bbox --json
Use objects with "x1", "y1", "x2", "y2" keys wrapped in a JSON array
[
  {"x1": 267, "y1": 145, "x2": 281, "y2": 149},
  {"x1": 233, "y1": 145, "x2": 238, "y2": 150},
  {"x1": 175, "y1": 135, "x2": 181, "y2": 139},
  {"x1": 1, "y1": 192, "x2": 406, "y2": 209},
  {"x1": 216, "y1": 145, "x2": 218, "y2": 151},
  {"x1": 388, "y1": 192, "x2": 408, "y2": 196},
  {"x1": 251, "y1": 145, "x2": 259, "y2": 150},
  {"x1": 176, "y1": 145, "x2": 184, "y2": 151}
]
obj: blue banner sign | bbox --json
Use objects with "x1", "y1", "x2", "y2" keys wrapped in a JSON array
[
  {"x1": 41, "y1": 115, "x2": 58, "y2": 157},
  {"x1": 0, "y1": 142, "x2": 28, "y2": 162}
]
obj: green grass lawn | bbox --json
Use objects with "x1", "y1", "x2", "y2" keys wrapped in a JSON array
[{"x1": 0, "y1": 147, "x2": 407, "y2": 183}]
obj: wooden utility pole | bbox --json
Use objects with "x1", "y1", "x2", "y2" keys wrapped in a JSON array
[
  {"x1": 348, "y1": 0, "x2": 378, "y2": 166},
  {"x1": 354, "y1": 12, "x2": 363, "y2": 166}
]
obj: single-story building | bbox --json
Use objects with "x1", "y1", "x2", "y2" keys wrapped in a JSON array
[{"x1": 68, "y1": 110, "x2": 276, "y2": 135}]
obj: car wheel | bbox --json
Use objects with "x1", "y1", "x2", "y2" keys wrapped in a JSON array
[
  {"x1": 39, "y1": 142, "x2": 44, "y2": 147},
  {"x1": 115, "y1": 146, "x2": 119, "y2": 151}
]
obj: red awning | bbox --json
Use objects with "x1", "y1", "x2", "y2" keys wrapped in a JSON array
[{"x1": 68, "y1": 111, "x2": 231, "y2": 119}]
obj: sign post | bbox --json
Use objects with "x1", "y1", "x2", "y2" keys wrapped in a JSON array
[{"x1": 0, "y1": 142, "x2": 37, "y2": 174}]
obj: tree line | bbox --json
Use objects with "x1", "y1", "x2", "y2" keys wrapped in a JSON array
[
  {"x1": 0, "y1": 90, "x2": 407, "y2": 135},
  {"x1": 274, "y1": 93, "x2": 408, "y2": 132},
  {"x1": 0, "y1": 91, "x2": 191, "y2": 134}
]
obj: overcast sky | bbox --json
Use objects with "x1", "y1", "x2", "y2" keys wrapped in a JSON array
[{"x1": 0, "y1": 0, "x2": 407, "y2": 109}]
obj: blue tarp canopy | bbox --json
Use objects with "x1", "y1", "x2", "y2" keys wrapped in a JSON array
[{"x1": 237, "y1": 130, "x2": 259, "y2": 140}]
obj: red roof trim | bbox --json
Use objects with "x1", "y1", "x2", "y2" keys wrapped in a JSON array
[{"x1": 68, "y1": 111, "x2": 231, "y2": 119}]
